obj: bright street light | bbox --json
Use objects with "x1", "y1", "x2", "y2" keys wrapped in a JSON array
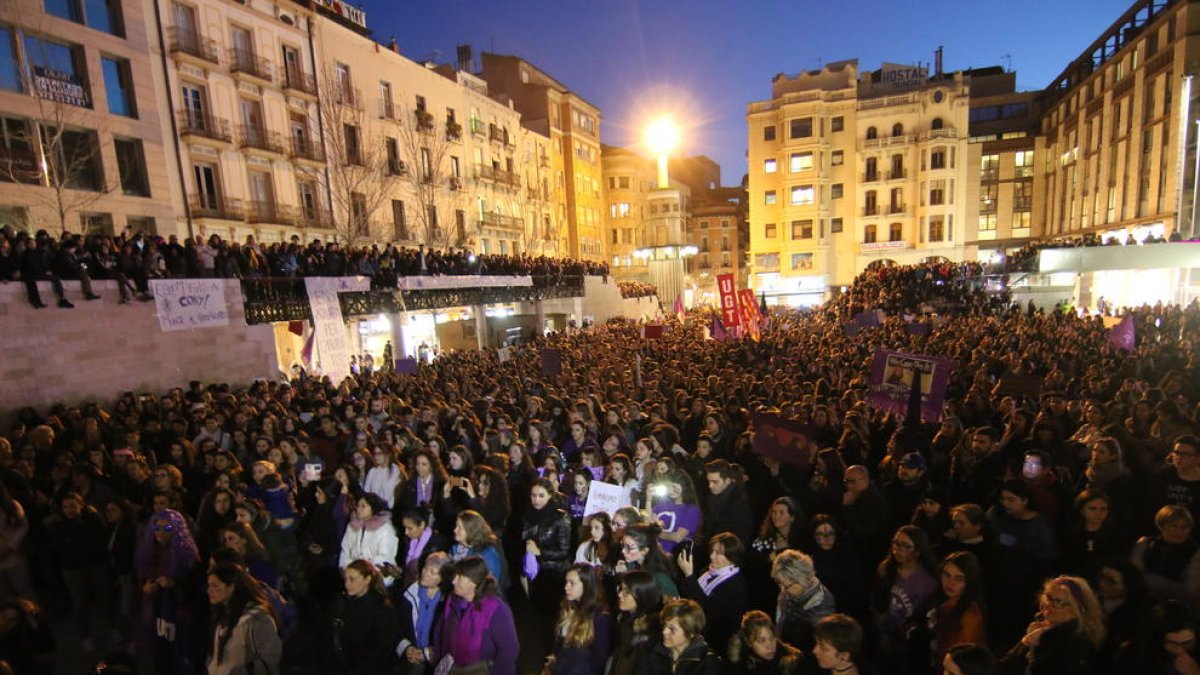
[{"x1": 644, "y1": 116, "x2": 680, "y2": 157}]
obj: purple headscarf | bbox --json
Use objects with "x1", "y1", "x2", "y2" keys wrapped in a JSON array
[{"x1": 133, "y1": 509, "x2": 200, "y2": 580}]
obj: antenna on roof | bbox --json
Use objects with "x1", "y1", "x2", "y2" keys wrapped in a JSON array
[{"x1": 1001, "y1": 54, "x2": 1012, "y2": 72}]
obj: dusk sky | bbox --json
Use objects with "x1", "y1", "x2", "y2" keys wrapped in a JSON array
[{"x1": 361, "y1": 0, "x2": 1133, "y2": 185}]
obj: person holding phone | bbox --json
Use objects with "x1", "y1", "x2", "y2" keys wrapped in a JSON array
[
  {"x1": 677, "y1": 532, "x2": 748, "y2": 654},
  {"x1": 647, "y1": 468, "x2": 701, "y2": 555}
]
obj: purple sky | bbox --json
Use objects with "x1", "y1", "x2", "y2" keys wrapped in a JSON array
[{"x1": 358, "y1": 0, "x2": 1133, "y2": 185}]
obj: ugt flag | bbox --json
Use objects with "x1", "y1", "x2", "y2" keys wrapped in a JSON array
[{"x1": 1109, "y1": 314, "x2": 1136, "y2": 352}]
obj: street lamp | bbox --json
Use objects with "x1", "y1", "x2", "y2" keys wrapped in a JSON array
[{"x1": 644, "y1": 116, "x2": 679, "y2": 189}]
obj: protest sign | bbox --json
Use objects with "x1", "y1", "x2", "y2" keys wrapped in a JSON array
[
  {"x1": 865, "y1": 349, "x2": 952, "y2": 422},
  {"x1": 150, "y1": 279, "x2": 229, "y2": 331},
  {"x1": 305, "y1": 277, "x2": 370, "y2": 384},
  {"x1": 583, "y1": 481, "x2": 633, "y2": 517}
]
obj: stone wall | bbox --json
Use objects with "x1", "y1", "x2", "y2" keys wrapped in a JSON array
[{"x1": 0, "y1": 280, "x2": 277, "y2": 416}]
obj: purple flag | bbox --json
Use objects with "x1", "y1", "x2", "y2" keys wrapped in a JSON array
[
  {"x1": 710, "y1": 316, "x2": 730, "y2": 342},
  {"x1": 865, "y1": 349, "x2": 953, "y2": 422},
  {"x1": 1109, "y1": 314, "x2": 1136, "y2": 352}
]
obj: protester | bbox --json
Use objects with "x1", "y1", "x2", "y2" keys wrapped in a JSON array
[{"x1": 433, "y1": 556, "x2": 518, "y2": 675}]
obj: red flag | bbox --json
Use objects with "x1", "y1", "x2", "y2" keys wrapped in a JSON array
[{"x1": 717, "y1": 273, "x2": 740, "y2": 328}]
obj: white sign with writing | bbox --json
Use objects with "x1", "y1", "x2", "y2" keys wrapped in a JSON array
[
  {"x1": 305, "y1": 277, "x2": 370, "y2": 384},
  {"x1": 150, "y1": 279, "x2": 229, "y2": 331},
  {"x1": 878, "y1": 62, "x2": 929, "y2": 90},
  {"x1": 583, "y1": 481, "x2": 633, "y2": 518}
]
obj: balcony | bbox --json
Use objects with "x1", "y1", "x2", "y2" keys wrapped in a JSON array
[
  {"x1": 386, "y1": 159, "x2": 407, "y2": 176},
  {"x1": 294, "y1": 204, "x2": 332, "y2": 229},
  {"x1": 238, "y1": 125, "x2": 285, "y2": 154},
  {"x1": 887, "y1": 203, "x2": 906, "y2": 215},
  {"x1": 887, "y1": 169, "x2": 907, "y2": 180},
  {"x1": 378, "y1": 100, "x2": 395, "y2": 120},
  {"x1": 921, "y1": 128, "x2": 958, "y2": 141},
  {"x1": 229, "y1": 49, "x2": 272, "y2": 83},
  {"x1": 168, "y1": 28, "x2": 219, "y2": 64},
  {"x1": 289, "y1": 137, "x2": 325, "y2": 164},
  {"x1": 189, "y1": 194, "x2": 243, "y2": 220},
  {"x1": 862, "y1": 205, "x2": 879, "y2": 217},
  {"x1": 475, "y1": 164, "x2": 520, "y2": 188},
  {"x1": 446, "y1": 120, "x2": 462, "y2": 140},
  {"x1": 335, "y1": 87, "x2": 362, "y2": 110},
  {"x1": 245, "y1": 201, "x2": 294, "y2": 225},
  {"x1": 862, "y1": 171, "x2": 880, "y2": 183},
  {"x1": 479, "y1": 212, "x2": 524, "y2": 231},
  {"x1": 282, "y1": 67, "x2": 318, "y2": 97},
  {"x1": 178, "y1": 110, "x2": 232, "y2": 143},
  {"x1": 488, "y1": 124, "x2": 509, "y2": 145},
  {"x1": 415, "y1": 109, "x2": 434, "y2": 132},
  {"x1": 470, "y1": 118, "x2": 486, "y2": 137}
]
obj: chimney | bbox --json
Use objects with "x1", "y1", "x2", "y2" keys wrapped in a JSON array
[
  {"x1": 456, "y1": 44, "x2": 472, "y2": 72},
  {"x1": 388, "y1": 36, "x2": 399, "y2": 54},
  {"x1": 934, "y1": 46, "x2": 944, "y2": 76}
]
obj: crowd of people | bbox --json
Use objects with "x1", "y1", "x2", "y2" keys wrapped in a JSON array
[
  {"x1": 0, "y1": 226, "x2": 610, "y2": 309},
  {"x1": 0, "y1": 260, "x2": 1197, "y2": 675},
  {"x1": 1003, "y1": 231, "x2": 1185, "y2": 273},
  {"x1": 617, "y1": 281, "x2": 659, "y2": 300}
]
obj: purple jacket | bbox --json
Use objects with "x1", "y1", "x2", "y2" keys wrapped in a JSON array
[{"x1": 434, "y1": 595, "x2": 518, "y2": 675}]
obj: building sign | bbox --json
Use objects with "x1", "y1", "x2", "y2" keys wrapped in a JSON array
[
  {"x1": 861, "y1": 241, "x2": 910, "y2": 251},
  {"x1": 310, "y1": 0, "x2": 367, "y2": 29},
  {"x1": 878, "y1": 63, "x2": 928, "y2": 91},
  {"x1": 32, "y1": 66, "x2": 90, "y2": 108}
]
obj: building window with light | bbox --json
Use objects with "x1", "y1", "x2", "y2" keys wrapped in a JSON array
[
  {"x1": 928, "y1": 215, "x2": 945, "y2": 242},
  {"x1": 763, "y1": 158, "x2": 777, "y2": 173},
  {"x1": 864, "y1": 224, "x2": 877, "y2": 243},
  {"x1": 791, "y1": 253, "x2": 813, "y2": 270},
  {"x1": 980, "y1": 153, "x2": 999, "y2": 181},
  {"x1": 978, "y1": 214, "x2": 997, "y2": 231},
  {"x1": 765, "y1": 223, "x2": 776, "y2": 238},
  {"x1": 791, "y1": 219, "x2": 813, "y2": 239},
  {"x1": 764, "y1": 190, "x2": 776, "y2": 205},
  {"x1": 790, "y1": 185, "x2": 814, "y2": 206},
  {"x1": 790, "y1": 152, "x2": 813, "y2": 173}
]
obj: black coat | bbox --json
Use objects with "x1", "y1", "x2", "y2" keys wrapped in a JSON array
[
  {"x1": 680, "y1": 571, "x2": 748, "y2": 656},
  {"x1": 998, "y1": 620, "x2": 1095, "y2": 675},
  {"x1": 329, "y1": 591, "x2": 399, "y2": 675},
  {"x1": 46, "y1": 508, "x2": 108, "y2": 571},
  {"x1": 520, "y1": 505, "x2": 573, "y2": 574},
  {"x1": 668, "y1": 639, "x2": 724, "y2": 675},
  {"x1": 703, "y1": 487, "x2": 755, "y2": 544}
]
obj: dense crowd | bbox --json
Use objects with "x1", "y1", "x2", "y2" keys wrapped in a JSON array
[
  {"x1": 617, "y1": 281, "x2": 659, "y2": 300},
  {"x1": 0, "y1": 226, "x2": 610, "y2": 309},
  {"x1": 0, "y1": 261, "x2": 1198, "y2": 675},
  {"x1": 1004, "y1": 231, "x2": 1185, "y2": 273}
]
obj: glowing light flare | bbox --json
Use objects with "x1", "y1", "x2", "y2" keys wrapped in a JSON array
[{"x1": 644, "y1": 116, "x2": 680, "y2": 157}]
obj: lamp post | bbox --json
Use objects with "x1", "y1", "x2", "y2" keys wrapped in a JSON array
[
  {"x1": 636, "y1": 116, "x2": 693, "y2": 306},
  {"x1": 644, "y1": 116, "x2": 679, "y2": 189}
]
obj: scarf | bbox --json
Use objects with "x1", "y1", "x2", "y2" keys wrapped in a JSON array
[
  {"x1": 414, "y1": 587, "x2": 441, "y2": 649},
  {"x1": 442, "y1": 595, "x2": 501, "y2": 665},
  {"x1": 698, "y1": 565, "x2": 739, "y2": 596},
  {"x1": 416, "y1": 476, "x2": 432, "y2": 505},
  {"x1": 406, "y1": 526, "x2": 433, "y2": 567}
]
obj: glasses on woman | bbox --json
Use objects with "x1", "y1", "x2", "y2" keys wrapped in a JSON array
[
  {"x1": 814, "y1": 529, "x2": 836, "y2": 539},
  {"x1": 1041, "y1": 595, "x2": 1071, "y2": 609},
  {"x1": 890, "y1": 539, "x2": 915, "y2": 551},
  {"x1": 152, "y1": 522, "x2": 175, "y2": 533},
  {"x1": 622, "y1": 543, "x2": 642, "y2": 553}
]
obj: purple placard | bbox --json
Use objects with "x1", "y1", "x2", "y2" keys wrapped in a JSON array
[
  {"x1": 540, "y1": 348, "x2": 562, "y2": 376},
  {"x1": 865, "y1": 349, "x2": 952, "y2": 422},
  {"x1": 395, "y1": 357, "x2": 419, "y2": 374}
]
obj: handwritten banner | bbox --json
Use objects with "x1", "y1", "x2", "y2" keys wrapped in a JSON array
[
  {"x1": 305, "y1": 277, "x2": 370, "y2": 384},
  {"x1": 150, "y1": 279, "x2": 228, "y2": 331},
  {"x1": 583, "y1": 481, "x2": 633, "y2": 517}
]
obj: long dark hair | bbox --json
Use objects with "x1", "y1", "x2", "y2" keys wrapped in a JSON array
[
  {"x1": 451, "y1": 555, "x2": 499, "y2": 606},
  {"x1": 938, "y1": 551, "x2": 986, "y2": 636},
  {"x1": 557, "y1": 564, "x2": 606, "y2": 648},
  {"x1": 209, "y1": 564, "x2": 274, "y2": 663},
  {"x1": 622, "y1": 523, "x2": 673, "y2": 576}
]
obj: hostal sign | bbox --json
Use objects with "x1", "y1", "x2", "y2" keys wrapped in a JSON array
[{"x1": 33, "y1": 66, "x2": 90, "y2": 108}]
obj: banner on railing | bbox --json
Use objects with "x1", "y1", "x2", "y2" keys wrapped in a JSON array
[
  {"x1": 150, "y1": 279, "x2": 229, "y2": 332},
  {"x1": 305, "y1": 276, "x2": 370, "y2": 384},
  {"x1": 397, "y1": 275, "x2": 533, "y2": 291}
]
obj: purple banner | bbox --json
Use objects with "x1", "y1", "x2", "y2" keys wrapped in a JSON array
[
  {"x1": 395, "y1": 357, "x2": 419, "y2": 374},
  {"x1": 751, "y1": 412, "x2": 813, "y2": 468},
  {"x1": 865, "y1": 349, "x2": 952, "y2": 422}
]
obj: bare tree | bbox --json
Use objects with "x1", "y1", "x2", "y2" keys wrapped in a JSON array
[
  {"x1": 392, "y1": 104, "x2": 467, "y2": 251},
  {"x1": 0, "y1": 15, "x2": 113, "y2": 234},
  {"x1": 316, "y1": 64, "x2": 398, "y2": 247}
]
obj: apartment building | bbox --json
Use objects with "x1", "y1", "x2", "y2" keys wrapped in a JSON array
[
  {"x1": 692, "y1": 186, "x2": 750, "y2": 301},
  {"x1": 602, "y1": 144, "x2": 653, "y2": 278},
  {"x1": 0, "y1": 0, "x2": 175, "y2": 235},
  {"x1": 480, "y1": 53, "x2": 605, "y2": 262},
  {"x1": 1038, "y1": 0, "x2": 1194, "y2": 241},
  {"x1": 747, "y1": 60, "x2": 977, "y2": 305}
]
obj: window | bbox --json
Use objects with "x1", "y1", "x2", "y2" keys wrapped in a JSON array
[
  {"x1": 1012, "y1": 211, "x2": 1031, "y2": 230},
  {"x1": 450, "y1": 156, "x2": 460, "y2": 178},
  {"x1": 378, "y1": 81, "x2": 393, "y2": 119},
  {"x1": 43, "y1": 127, "x2": 102, "y2": 190},
  {"x1": 980, "y1": 183, "x2": 997, "y2": 212},
  {"x1": 866, "y1": 126, "x2": 877, "y2": 140},
  {"x1": 415, "y1": 94, "x2": 426, "y2": 112},
  {"x1": 930, "y1": 149, "x2": 946, "y2": 170},
  {"x1": 831, "y1": 150, "x2": 844, "y2": 166},
  {"x1": 763, "y1": 158, "x2": 777, "y2": 173},
  {"x1": 387, "y1": 200, "x2": 406, "y2": 239},
  {"x1": 1014, "y1": 181, "x2": 1032, "y2": 210},
  {"x1": 980, "y1": 153, "x2": 999, "y2": 180},
  {"x1": 79, "y1": 212, "x2": 113, "y2": 234},
  {"x1": 45, "y1": 0, "x2": 123, "y2": 36},
  {"x1": 0, "y1": 117, "x2": 37, "y2": 184},
  {"x1": 864, "y1": 224, "x2": 877, "y2": 243},
  {"x1": 864, "y1": 190, "x2": 877, "y2": 214},
  {"x1": 297, "y1": 179, "x2": 318, "y2": 220},
  {"x1": 889, "y1": 222, "x2": 902, "y2": 241},
  {"x1": 791, "y1": 219, "x2": 813, "y2": 239},
  {"x1": 1014, "y1": 150, "x2": 1034, "y2": 178},
  {"x1": 342, "y1": 124, "x2": 360, "y2": 164},
  {"x1": 831, "y1": 217, "x2": 843, "y2": 233},
  {"x1": 831, "y1": 116, "x2": 844, "y2": 132},
  {"x1": 865, "y1": 157, "x2": 878, "y2": 181},
  {"x1": 892, "y1": 123, "x2": 904, "y2": 137},
  {"x1": 0, "y1": 27, "x2": 21, "y2": 92},
  {"x1": 929, "y1": 185, "x2": 945, "y2": 205},
  {"x1": 931, "y1": 117, "x2": 944, "y2": 130},
  {"x1": 113, "y1": 138, "x2": 148, "y2": 196},
  {"x1": 125, "y1": 216, "x2": 155, "y2": 234},
  {"x1": 102, "y1": 57, "x2": 135, "y2": 117},
  {"x1": 764, "y1": 190, "x2": 776, "y2": 205},
  {"x1": 618, "y1": 176, "x2": 630, "y2": 189},
  {"x1": 420, "y1": 147, "x2": 432, "y2": 181},
  {"x1": 789, "y1": 117, "x2": 813, "y2": 139},
  {"x1": 334, "y1": 62, "x2": 352, "y2": 103},
  {"x1": 24, "y1": 36, "x2": 90, "y2": 108},
  {"x1": 792, "y1": 253, "x2": 813, "y2": 270},
  {"x1": 764, "y1": 222, "x2": 777, "y2": 238},
  {"x1": 890, "y1": 154, "x2": 904, "y2": 179},
  {"x1": 790, "y1": 152, "x2": 813, "y2": 172},
  {"x1": 386, "y1": 138, "x2": 401, "y2": 174},
  {"x1": 978, "y1": 213, "x2": 997, "y2": 231},
  {"x1": 831, "y1": 183, "x2": 843, "y2": 199},
  {"x1": 791, "y1": 185, "x2": 814, "y2": 205},
  {"x1": 350, "y1": 192, "x2": 368, "y2": 235},
  {"x1": 763, "y1": 125, "x2": 776, "y2": 141},
  {"x1": 928, "y1": 215, "x2": 945, "y2": 242}
]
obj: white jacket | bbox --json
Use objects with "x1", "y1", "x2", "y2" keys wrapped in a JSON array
[
  {"x1": 363, "y1": 466, "x2": 403, "y2": 509},
  {"x1": 339, "y1": 514, "x2": 399, "y2": 571}
]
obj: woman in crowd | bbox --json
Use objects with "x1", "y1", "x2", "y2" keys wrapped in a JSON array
[
  {"x1": 930, "y1": 551, "x2": 987, "y2": 668},
  {"x1": 611, "y1": 570, "x2": 666, "y2": 675},
  {"x1": 399, "y1": 449, "x2": 444, "y2": 514},
  {"x1": 221, "y1": 521, "x2": 279, "y2": 588},
  {"x1": 521, "y1": 477, "x2": 572, "y2": 623},
  {"x1": 340, "y1": 493, "x2": 399, "y2": 577},
  {"x1": 437, "y1": 446, "x2": 475, "y2": 534},
  {"x1": 134, "y1": 508, "x2": 200, "y2": 673},
  {"x1": 0, "y1": 483, "x2": 31, "y2": 601},
  {"x1": 812, "y1": 614, "x2": 866, "y2": 675},
  {"x1": 326, "y1": 559, "x2": 399, "y2": 674},
  {"x1": 468, "y1": 465, "x2": 511, "y2": 538},
  {"x1": 47, "y1": 492, "x2": 111, "y2": 653},
  {"x1": 547, "y1": 563, "x2": 612, "y2": 675},
  {"x1": 1094, "y1": 557, "x2": 1150, "y2": 664},
  {"x1": 1131, "y1": 504, "x2": 1200, "y2": 605},
  {"x1": 616, "y1": 523, "x2": 679, "y2": 598},
  {"x1": 567, "y1": 469, "x2": 592, "y2": 522},
  {"x1": 648, "y1": 467, "x2": 702, "y2": 555},
  {"x1": 396, "y1": 552, "x2": 451, "y2": 675},
  {"x1": 608, "y1": 454, "x2": 639, "y2": 492},
  {"x1": 574, "y1": 512, "x2": 612, "y2": 566},
  {"x1": 104, "y1": 499, "x2": 138, "y2": 642},
  {"x1": 1112, "y1": 600, "x2": 1200, "y2": 675},
  {"x1": 363, "y1": 443, "x2": 405, "y2": 510},
  {"x1": 873, "y1": 525, "x2": 939, "y2": 672},
  {"x1": 999, "y1": 576, "x2": 1105, "y2": 675},
  {"x1": 988, "y1": 480, "x2": 1058, "y2": 646},
  {"x1": 727, "y1": 610, "x2": 806, "y2": 675},
  {"x1": 398, "y1": 506, "x2": 447, "y2": 587},
  {"x1": 451, "y1": 510, "x2": 505, "y2": 588},
  {"x1": 807, "y1": 514, "x2": 866, "y2": 620},
  {"x1": 771, "y1": 548, "x2": 836, "y2": 652},
  {"x1": 678, "y1": 532, "x2": 748, "y2": 654},
  {"x1": 433, "y1": 555, "x2": 518, "y2": 675},
  {"x1": 206, "y1": 563, "x2": 281, "y2": 675},
  {"x1": 195, "y1": 488, "x2": 238, "y2": 559},
  {"x1": 1060, "y1": 489, "x2": 1127, "y2": 577},
  {"x1": 660, "y1": 598, "x2": 723, "y2": 674},
  {"x1": 748, "y1": 497, "x2": 807, "y2": 611}
]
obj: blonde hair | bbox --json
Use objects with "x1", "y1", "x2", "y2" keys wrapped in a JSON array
[{"x1": 1044, "y1": 576, "x2": 1106, "y2": 648}]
